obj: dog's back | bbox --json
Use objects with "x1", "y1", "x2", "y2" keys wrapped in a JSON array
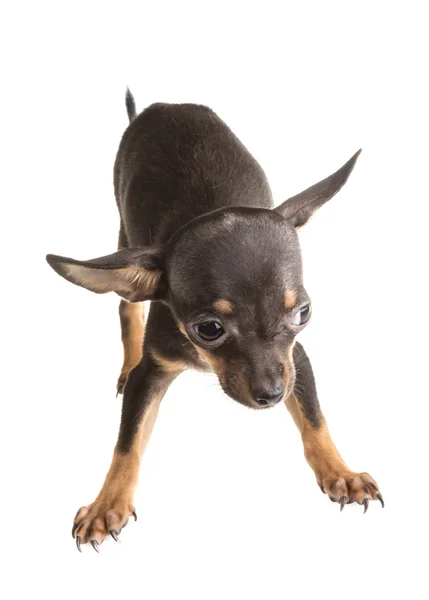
[{"x1": 114, "y1": 96, "x2": 273, "y2": 247}]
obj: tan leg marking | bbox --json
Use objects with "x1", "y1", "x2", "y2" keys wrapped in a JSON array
[
  {"x1": 285, "y1": 393, "x2": 303, "y2": 431},
  {"x1": 73, "y1": 391, "x2": 163, "y2": 548},
  {"x1": 285, "y1": 395, "x2": 383, "y2": 510},
  {"x1": 117, "y1": 300, "x2": 145, "y2": 394}
]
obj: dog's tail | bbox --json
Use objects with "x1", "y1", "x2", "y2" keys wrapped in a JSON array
[{"x1": 125, "y1": 87, "x2": 137, "y2": 122}]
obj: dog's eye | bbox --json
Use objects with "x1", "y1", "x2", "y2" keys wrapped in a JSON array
[
  {"x1": 291, "y1": 304, "x2": 311, "y2": 327},
  {"x1": 194, "y1": 321, "x2": 224, "y2": 341}
]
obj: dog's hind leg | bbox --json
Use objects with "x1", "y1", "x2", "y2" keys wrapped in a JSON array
[
  {"x1": 117, "y1": 300, "x2": 145, "y2": 395},
  {"x1": 116, "y1": 223, "x2": 145, "y2": 395}
]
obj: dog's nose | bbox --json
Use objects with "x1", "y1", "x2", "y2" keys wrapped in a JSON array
[{"x1": 254, "y1": 386, "x2": 284, "y2": 406}]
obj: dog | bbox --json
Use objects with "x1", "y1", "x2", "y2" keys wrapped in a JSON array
[{"x1": 47, "y1": 89, "x2": 384, "y2": 552}]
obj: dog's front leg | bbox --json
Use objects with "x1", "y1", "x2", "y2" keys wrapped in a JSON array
[
  {"x1": 72, "y1": 353, "x2": 181, "y2": 551},
  {"x1": 285, "y1": 342, "x2": 384, "y2": 512}
]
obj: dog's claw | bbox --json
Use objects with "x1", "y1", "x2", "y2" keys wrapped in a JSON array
[
  {"x1": 110, "y1": 530, "x2": 120, "y2": 543},
  {"x1": 132, "y1": 509, "x2": 137, "y2": 521},
  {"x1": 91, "y1": 540, "x2": 100, "y2": 553},
  {"x1": 72, "y1": 522, "x2": 78, "y2": 538},
  {"x1": 320, "y1": 474, "x2": 382, "y2": 512},
  {"x1": 76, "y1": 536, "x2": 82, "y2": 552},
  {"x1": 75, "y1": 522, "x2": 85, "y2": 536}
]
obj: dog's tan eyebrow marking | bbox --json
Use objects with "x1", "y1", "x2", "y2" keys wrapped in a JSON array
[
  {"x1": 285, "y1": 291, "x2": 297, "y2": 310},
  {"x1": 213, "y1": 299, "x2": 233, "y2": 314}
]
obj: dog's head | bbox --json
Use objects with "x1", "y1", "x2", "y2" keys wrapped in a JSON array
[{"x1": 47, "y1": 151, "x2": 360, "y2": 409}]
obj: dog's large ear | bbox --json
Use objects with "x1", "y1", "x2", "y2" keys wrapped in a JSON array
[
  {"x1": 274, "y1": 150, "x2": 361, "y2": 228},
  {"x1": 46, "y1": 246, "x2": 165, "y2": 302}
]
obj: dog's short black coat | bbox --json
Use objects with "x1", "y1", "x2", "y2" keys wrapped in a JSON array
[
  {"x1": 115, "y1": 101, "x2": 273, "y2": 246},
  {"x1": 46, "y1": 90, "x2": 383, "y2": 552}
]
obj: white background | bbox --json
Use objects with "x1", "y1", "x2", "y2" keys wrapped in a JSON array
[{"x1": 2, "y1": 2, "x2": 428, "y2": 598}]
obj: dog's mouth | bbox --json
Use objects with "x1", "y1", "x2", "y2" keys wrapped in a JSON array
[
  {"x1": 251, "y1": 399, "x2": 283, "y2": 410},
  {"x1": 236, "y1": 394, "x2": 285, "y2": 411},
  {"x1": 218, "y1": 376, "x2": 288, "y2": 410},
  {"x1": 217, "y1": 375, "x2": 250, "y2": 409}
]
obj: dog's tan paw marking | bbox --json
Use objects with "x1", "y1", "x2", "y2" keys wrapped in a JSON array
[
  {"x1": 318, "y1": 471, "x2": 384, "y2": 513},
  {"x1": 116, "y1": 371, "x2": 129, "y2": 396},
  {"x1": 72, "y1": 501, "x2": 137, "y2": 552}
]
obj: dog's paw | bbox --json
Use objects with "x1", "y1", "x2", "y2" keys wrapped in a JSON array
[
  {"x1": 116, "y1": 372, "x2": 128, "y2": 396},
  {"x1": 317, "y1": 471, "x2": 384, "y2": 513},
  {"x1": 72, "y1": 499, "x2": 137, "y2": 552}
]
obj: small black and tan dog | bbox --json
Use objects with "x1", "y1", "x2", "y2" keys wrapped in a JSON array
[{"x1": 47, "y1": 90, "x2": 383, "y2": 552}]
